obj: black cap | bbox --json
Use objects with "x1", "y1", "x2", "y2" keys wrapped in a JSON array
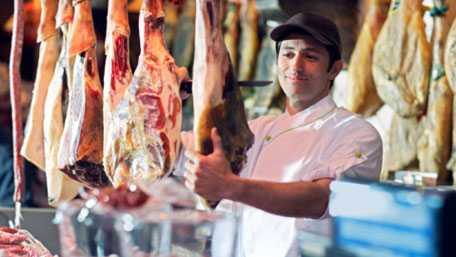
[{"x1": 271, "y1": 13, "x2": 341, "y2": 57}]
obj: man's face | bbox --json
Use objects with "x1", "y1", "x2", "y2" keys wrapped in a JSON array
[{"x1": 277, "y1": 34, "x2": 339, "y2": 106}]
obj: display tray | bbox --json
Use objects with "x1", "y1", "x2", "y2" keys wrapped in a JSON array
[{"x1": 0, "y1": 207, "x2": 60, "y2": 255}]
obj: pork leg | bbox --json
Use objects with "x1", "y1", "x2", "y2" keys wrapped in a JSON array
[
  {"x1": 58, "y1": 0, "x2": 110, "y2": 188},
  {"x1": 108, "y1": 0, "x2": 184, "y2": 186},
  {"x1": 20, "y1": 0, "x2": 60, "y2": 171},
  {"x1": 193, "y1": 0, "x2": 254, "y2": 207}
]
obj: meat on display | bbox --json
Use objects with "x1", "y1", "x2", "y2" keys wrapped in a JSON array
[
  {"x1": 108, "y1": 0, "x2": 185, "y2": 186},
  {"x1": 192, "y1": 0, "x2": 254, "y2": 208}
]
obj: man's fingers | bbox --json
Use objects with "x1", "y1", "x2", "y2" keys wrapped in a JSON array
[{"x1": 211, "y1": 127, "x2": 224, "y2": 154}]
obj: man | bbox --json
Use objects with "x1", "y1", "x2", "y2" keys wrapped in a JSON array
[{"x1": 182, "y1": 13, "x2": 382, "y2": 257}]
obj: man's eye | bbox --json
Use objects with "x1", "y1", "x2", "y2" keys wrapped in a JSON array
[
  {"x1": 306, "y1": 55, "x2": 318, "y2": 60},
  {"x1": 283, "y1": 52, "x2": 295, "y2": 58}
]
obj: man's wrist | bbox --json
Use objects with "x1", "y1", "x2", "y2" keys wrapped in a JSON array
[{"x1": 223, "y1": 175, "x2": 245, "y2": 201}]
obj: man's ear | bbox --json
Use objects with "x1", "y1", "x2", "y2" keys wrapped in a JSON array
[{"x1": 328, "y1": 60, "x2": 343, "y2": 80}]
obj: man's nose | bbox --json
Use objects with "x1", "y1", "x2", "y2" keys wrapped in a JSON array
[{"x1": 290, "y1": 53, "x2": 305, "y2": 69}]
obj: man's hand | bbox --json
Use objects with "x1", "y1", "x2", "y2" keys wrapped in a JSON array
[{"x1": 183, "y1": 128, "x2": 237, "y2": 202}]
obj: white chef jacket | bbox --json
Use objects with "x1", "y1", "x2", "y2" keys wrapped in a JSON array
[{"x1": 177, "y1": 95, "x2": 383, "y2": 257}]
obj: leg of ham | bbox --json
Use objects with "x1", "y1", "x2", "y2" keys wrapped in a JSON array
[
  {"x1": 445, "y1": 6, "x2": 456, "y2": 178},
  {"x1": 20, "y1": 0, "x2": 60, "y2": 171},
  {"x1": 58, "y1": 0, "x2": 110, "y2": 188},
  {"x1": 44, "y1": 34, "x2": 83, "y2": 206},
  {"x1": 103, "y1": 0, "x2": 133, "y2": 185},
  {"x1": 238, "y1": 0, "x2": 259, "y2": 81},
  {"x1": 417, "y1": 0, "x2": 455, "y2": 184},
  {"x1": 345, "y1": 0, "x2": 389, "y2": 117},
  {"x1": 193, "y1": 0, "x2": 254, "y2": 208},
  {"x1": 109, "y1": 0, "x2": 184, "y2": 186},
  {"x1": 372, "y1": 0, "x2": 431, "y2": 117}
]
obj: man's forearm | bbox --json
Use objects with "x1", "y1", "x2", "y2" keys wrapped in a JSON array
[{"x1": 224, "y1": 176, "x2": 331, "y2": 219}]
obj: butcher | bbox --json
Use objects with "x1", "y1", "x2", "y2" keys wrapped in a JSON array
[{"x1": 181, "y1": 12, "x2": 383, "y2": 257}]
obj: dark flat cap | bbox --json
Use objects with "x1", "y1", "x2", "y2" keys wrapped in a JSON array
[{"x1": 271, "y1": 12, "x2": 341, "y2": 54}]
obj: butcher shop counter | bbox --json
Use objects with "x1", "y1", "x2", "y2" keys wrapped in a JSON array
[
  {"x1": 307, "y1": 177, "x2": 456, "y2": 257},
  {"x1": 3, "y1": 177, "x2": 456, "y2": 257}
]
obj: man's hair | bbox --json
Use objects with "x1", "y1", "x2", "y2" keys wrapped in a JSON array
[{"x1": 275, "y1": 40, "x2": 341, "y2": 88}]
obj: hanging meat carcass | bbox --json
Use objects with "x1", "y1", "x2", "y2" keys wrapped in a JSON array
[
  {"x1": 223, "y1": 1, "x2": 241, "y2": 70},
  {"x1": 103, "y1": 0, "x2": 133, "y2": 186},
  {"x1": 345, "y1": 0, "x2": 390, "y2": 117},
  {"x1": 58, "y1": 0, "x2": 110, "y2": 188},
  {"x1": 445, "y1": 9, "x2": 456, "y2": 174},
  {"x1": 20, "y1": 0, "x2": 60, "y2": 171},
  {"x1": 372, "y1": 0, "x2": 431, "y2": 117},
  {"x1": 193, "y1": 0, "x2": 254, "y2": 207},
  {"x1": 385, "y1": 114, "x2": 420, "y2": 172},
  {"x1": 44, "y1": 51, "x2": 83, "y2": 206},
  {"x1": 42, "y1": 0, "x2": 82, "y2": 206},
  {"x1": 107, "y1": 0, "x2": 186, "y2": 186},
  {"x1": 238, "y1": 0, "x2": 259, "y2": 81},
  {"x1": 446, "y1": 11, "x2": 456, "y2": 92},
  {"x1": 418, "y1": 0, "x2": 455, "y2": 184}
]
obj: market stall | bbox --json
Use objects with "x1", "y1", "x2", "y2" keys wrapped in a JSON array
[{"x1": 1, "y1": 0, "x2": 456, "y2": 256}]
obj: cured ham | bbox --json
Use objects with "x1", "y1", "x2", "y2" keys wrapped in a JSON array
[
  {"x1": 346, "y1": 0, "x2": 389, "y2": 117},
  {"x1": 223, "y1": 1, "x2": 241, "y2": 70},
  {"x1": 417, "y1": 0, "x2": 455, "y2": 184},
  {"x1": 446, "y1": 12, "x2": 456, "y2": 92},
  {"x1": 21, "y1": 0, "x2": 60, "y2": 171},
  {"x1": 108, "y1": 0, "x2": 185, "y2": 186},
  {"x1": 238, "y1": 0, "x2": 259, "y2": 80},
  {"x1": 58, "y1": 0, "x2": 109, "y2": 188},
  {"x1": 193, "y1": 0, "x2": 254, "y2": 206},
  {"x1": 43, "y1": 0, "x2": 83, "y2": 206},
  {"x1": 372, "y1": 0, "x2": 431, "y2": 117},
  {"x1": 44, "y1": 48, "x2": 83, "y2": 206},
  {"x1": 103, "y1": 0, "x2": 133, "y2": 186},
  {"x1": 385, "y1": 114, "x2": 419, "y2": 172},
  {"x1": 445, "y1": 9, "x2": 456, "y2": 174},
  {"x1": 446, "y1": 98, "x2": 456, "y2": 173}
]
